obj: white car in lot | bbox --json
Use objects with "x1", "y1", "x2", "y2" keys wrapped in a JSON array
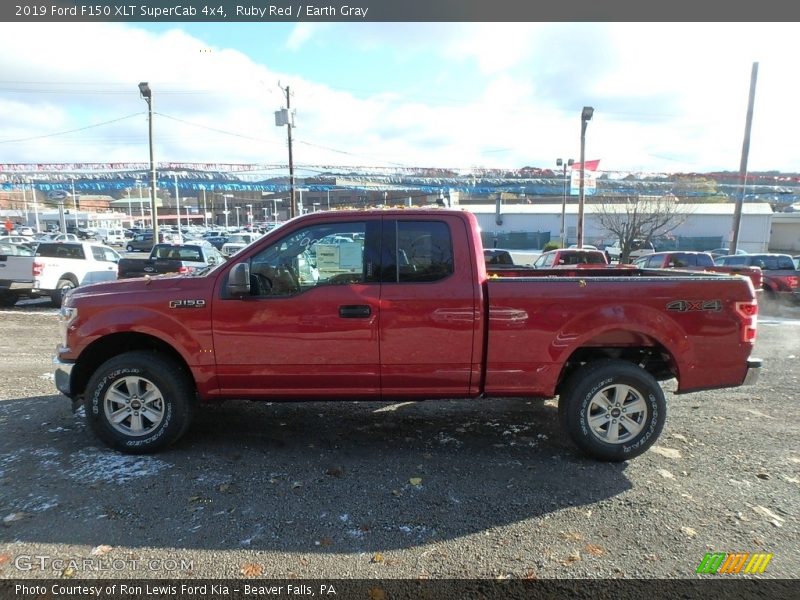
[
  {"x1": 0, "y1": 235, "x2": 35, "y2": 246},
  {"x1": 221, "y1": 232, "x2": 259, "y2": 258},
  {"x1": 604, "y1": 239, "x2": 655, "y2": 263}
]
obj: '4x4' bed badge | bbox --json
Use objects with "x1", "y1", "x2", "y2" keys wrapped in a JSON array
[{"x1": 666, "y1": 299, "x2": 722, "y2": 312}]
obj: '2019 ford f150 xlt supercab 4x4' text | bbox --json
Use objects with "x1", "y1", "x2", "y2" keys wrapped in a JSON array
[{"x1": 53, "y1": 209, "x2": 761, "y2": 461}]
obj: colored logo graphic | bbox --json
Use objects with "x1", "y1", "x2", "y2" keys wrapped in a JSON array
[{"x1": 697, "y1": 552, "x2": 773, "y2": 574}]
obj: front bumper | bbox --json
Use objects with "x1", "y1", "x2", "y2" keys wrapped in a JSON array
[
  {"x1": 53, "y1": 356, "x2": 75, "y2": 398},
  {"x1": 743, "y1": 357, "x2": 762, "y2": 386}
]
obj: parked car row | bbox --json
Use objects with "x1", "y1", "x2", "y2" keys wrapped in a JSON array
[
  {"x1": 0, "y1": 241, "x2": 121, "y2": 308},
  {"x1": 632, "y1": 250, "x2": 799, "y2": 304}
]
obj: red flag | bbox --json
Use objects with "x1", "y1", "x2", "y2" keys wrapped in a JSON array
[{"x1": 570, "y1": 160, "x2": 601, "y2": 171}]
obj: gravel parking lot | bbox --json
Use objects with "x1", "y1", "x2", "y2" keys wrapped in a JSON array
[{"x1": 0, "y1": 299, "x2": 798, "y2": 580}]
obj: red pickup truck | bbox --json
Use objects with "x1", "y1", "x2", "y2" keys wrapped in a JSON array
[
  {"x1": 633, "y1": 251, "x2": 764, "y2": 293},
  {"x1": 54, "y1": 209, "x2": 761, "y2": 461}
]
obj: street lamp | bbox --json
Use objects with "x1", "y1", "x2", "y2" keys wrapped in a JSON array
[
  {"x1": 135, "y1": 179, "x2": 145, "y2": 228},
  {"x1": 201, "y1": 187, "x2": 208, "y2": 228},
  {"x1": 70, "y1": 177, "x2": 79, "y2": 232},
  {"x1": 222, "y1": 193, "x2": 233, "y2": 229},
  {"x1": 138, "y1": 82, "x2": 159, "y2": 240},
  {"x1": 272, "y1": 198, "x2": 282, "y2": 225},
  {"x1": 556, "y1": 158, "x2": 574, "y2": 247},
  {"x1": 235, "y1": 206, "x2": 241, "y2": 228},
  {"x1": 246, "y1": 204, "x2": 253, "y2": 226},
  {"x1": 172, "y1": 173, "x2": 182, "y2": 238},
  {"x1": 577, "y1": 106, "x2": 594, "y2": 248}
]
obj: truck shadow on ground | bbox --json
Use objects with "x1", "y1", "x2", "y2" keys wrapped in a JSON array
[{"x1": 0, "y1": 395, "x2": 631, "y2": 553}]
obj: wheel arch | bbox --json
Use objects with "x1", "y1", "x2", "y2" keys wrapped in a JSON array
[
  {"x1": 554, "y1": 331, "x2": 679, "y2": 398},
  {"x1": 71, "y1": 332, "x2": 194, "y2": 400}
]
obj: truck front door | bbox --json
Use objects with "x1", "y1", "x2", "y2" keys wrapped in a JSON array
[{"x1": 212, "y1": 218, "x2": 382, "y2": 398}]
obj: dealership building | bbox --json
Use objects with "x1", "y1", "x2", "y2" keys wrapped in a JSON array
[{"x1": 469, "y1": 202, "x2": 776, "y2": 252}]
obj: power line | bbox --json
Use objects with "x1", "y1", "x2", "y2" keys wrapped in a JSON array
[{"x1": 0, "y1": 113, "x2": 143, "y2": 144}]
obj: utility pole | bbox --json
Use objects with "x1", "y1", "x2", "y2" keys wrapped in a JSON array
[
  {"x1": 731, "y1": 62, "x2": 758, "y2": 254},
  {"x1": 277, "y1": 84, "x2": 296, "y2": 219}
]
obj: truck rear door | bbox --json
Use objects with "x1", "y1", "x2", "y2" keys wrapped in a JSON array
[{"x1": 378, "y1": 216, "x2": 479, "y2": 397}]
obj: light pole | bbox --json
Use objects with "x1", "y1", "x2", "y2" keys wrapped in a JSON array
[
  {"x1": 272, "y1": 198, "x2": 282, "y2": 225},
  {"x1": 172, "y1": 173, "x2": 182, "y2": 237},
  {"x1": 222, "y1": 193, "x2": 233, "y2": 229},
  {"x1": 70, "y1": 178, "x2": 79, "y2": 232},
  {"x1": 30, "y1": 179, "x2": 40, "y2": 233},
  {"x1": 577, "y1": 106, "x2": 594, "y2": 248},
  {"x1": 246, "y1": 204, "x2": 253, "y2": 227},
  {"x1": 135, "y1": 179, "x2": 145, "y2": 228},
  {"x1": 276, "y1": 84, "x2": 296, "y2": 218},
  {"x1": 138, "y1": 82, "x2": 159, "y2": 241},
  {"x1": 556, "y1": 158, "x2": 574, "y2": 247},
  {"x1": 201, "y1": 188, "x2": 208, "y2": 228},
  {"x1": 125, "y1": 188, "x2": 133, "y2": 227},
  {"x1": 235, "y1": 206, "x2": 241, "y2": 228}
]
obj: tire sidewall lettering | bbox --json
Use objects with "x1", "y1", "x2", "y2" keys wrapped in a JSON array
[
  {"x1": 89, "y1": 365, "x2": 172, "y2": 444},
  {"x1": 579, "y1": 377, "x2": 614, "y2": 437},
  {"x1": 577, "y1": 373, "x2": 663, "y2": 456}
]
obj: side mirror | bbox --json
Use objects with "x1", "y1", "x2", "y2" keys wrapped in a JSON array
[
  {"x1": 207, "y1": 256, "x2": 217, "y2": 265},
  {"x1": 227, "y1": 262, "x2": 250, "y2": 297}
]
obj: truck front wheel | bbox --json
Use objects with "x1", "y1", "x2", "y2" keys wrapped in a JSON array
[
  {"x1": 558, "y1": 359, "x2": 666, "y2": 461},
  {"x1": 84, "y1": 351, "x2": 195, "y2": 454}
]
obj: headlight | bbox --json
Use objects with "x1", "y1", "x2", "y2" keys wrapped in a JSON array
[{"x1": 57, "y1": 306, "x2": 78, "y2": 351}]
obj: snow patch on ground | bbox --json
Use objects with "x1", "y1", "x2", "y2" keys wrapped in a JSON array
[{"x1": 64, "y1": 448, "x2": 173, "y2": 485}]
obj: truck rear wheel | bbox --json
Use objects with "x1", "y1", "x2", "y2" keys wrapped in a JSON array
[
  {"x1": 558, "y1": 359, "x2": 666, "y2": 461},
  {"x1": 84, "y1": 351, "x2": 195, "y2": 454},
  {"x1": 0, "y1": 291, "x2": 18, "y2": 307}
]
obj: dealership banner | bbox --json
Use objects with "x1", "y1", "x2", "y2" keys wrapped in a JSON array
[{"x1": 570, "y1": 160, "x2": 601, "y2": 196}]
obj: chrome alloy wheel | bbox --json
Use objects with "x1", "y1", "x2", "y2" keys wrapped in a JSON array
[
  {"x1": 103, "y1": 376, "x2": 165, "y2": 437},
  {"x1": 586, "y1": 384, "x2": 648, "y2": 444}
]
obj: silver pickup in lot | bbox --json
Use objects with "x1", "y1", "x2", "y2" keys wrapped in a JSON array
[{"x1": 0, "y1": 252, "x2": 34, "y2": 306}]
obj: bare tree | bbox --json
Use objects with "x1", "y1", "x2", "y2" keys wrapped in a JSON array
[{"x1": 593, "y1": 195, "x2": 692, "y2": 264}]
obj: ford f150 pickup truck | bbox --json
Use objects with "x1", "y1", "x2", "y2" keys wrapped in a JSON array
[
  {"x1": 53, "y1": 209, "x2": 761, "y2": 461},
  {"x1": 117, "y1": 242, "x2": 224, "y2": 279},
  {"x1": 0, "y1": 242, "x2": 35, "y2": 306},
  {"x1": 633, "y1": 251, "x2": 764, "y2": 292},
  {"x1": 1, "y1": 241, "x2": 120, "y2": 307}
]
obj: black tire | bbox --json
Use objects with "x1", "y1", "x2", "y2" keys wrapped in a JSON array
[
  {"x1": 126, "y1": 244, "x2": 134, "y2": 252},
  {"x1": 84, "y1": 351, "x2": 195, "y2": 454},
  {"x1": 558, "y1": 359, "x2": 666, "y2": 461},
  {"x1": 0, "y1": 291, "x2": 18, "y2": 307},
  {"x1": 50, "y1": 278, "x2": 76, "y2": 308}
]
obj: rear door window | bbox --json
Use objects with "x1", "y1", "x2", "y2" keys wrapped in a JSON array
[{"x1": 381, "y1": 220, "x2": 454, "y2": 283}]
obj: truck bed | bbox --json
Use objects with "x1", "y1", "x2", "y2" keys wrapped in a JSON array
[{"x1": 484, "y1": 268, "x2": 756, "y2": 396}]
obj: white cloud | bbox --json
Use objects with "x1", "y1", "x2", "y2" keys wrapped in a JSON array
[{"x1": 0, "y1": 22, "x2": 797, "y2": 175}]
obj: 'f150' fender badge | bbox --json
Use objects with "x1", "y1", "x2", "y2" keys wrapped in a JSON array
[
  {"x1": 169, "y1": 299, "x2": 206, "y2": 309},
  {"x1": 666, "y1": 299, "x2": 722, "y2": 312}
]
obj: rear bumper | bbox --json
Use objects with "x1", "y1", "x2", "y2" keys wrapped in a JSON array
[
  {"x1": 0, "y1": 279, "x2": 33, "y2": 291},
  {"x1": 743, "y1": 357, "x2": 762, "y2": 386}
]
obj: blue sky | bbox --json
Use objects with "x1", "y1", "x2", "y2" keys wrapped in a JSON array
[{"x1": 0, "y1": 22, "x2": 798, "y2": 176}]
